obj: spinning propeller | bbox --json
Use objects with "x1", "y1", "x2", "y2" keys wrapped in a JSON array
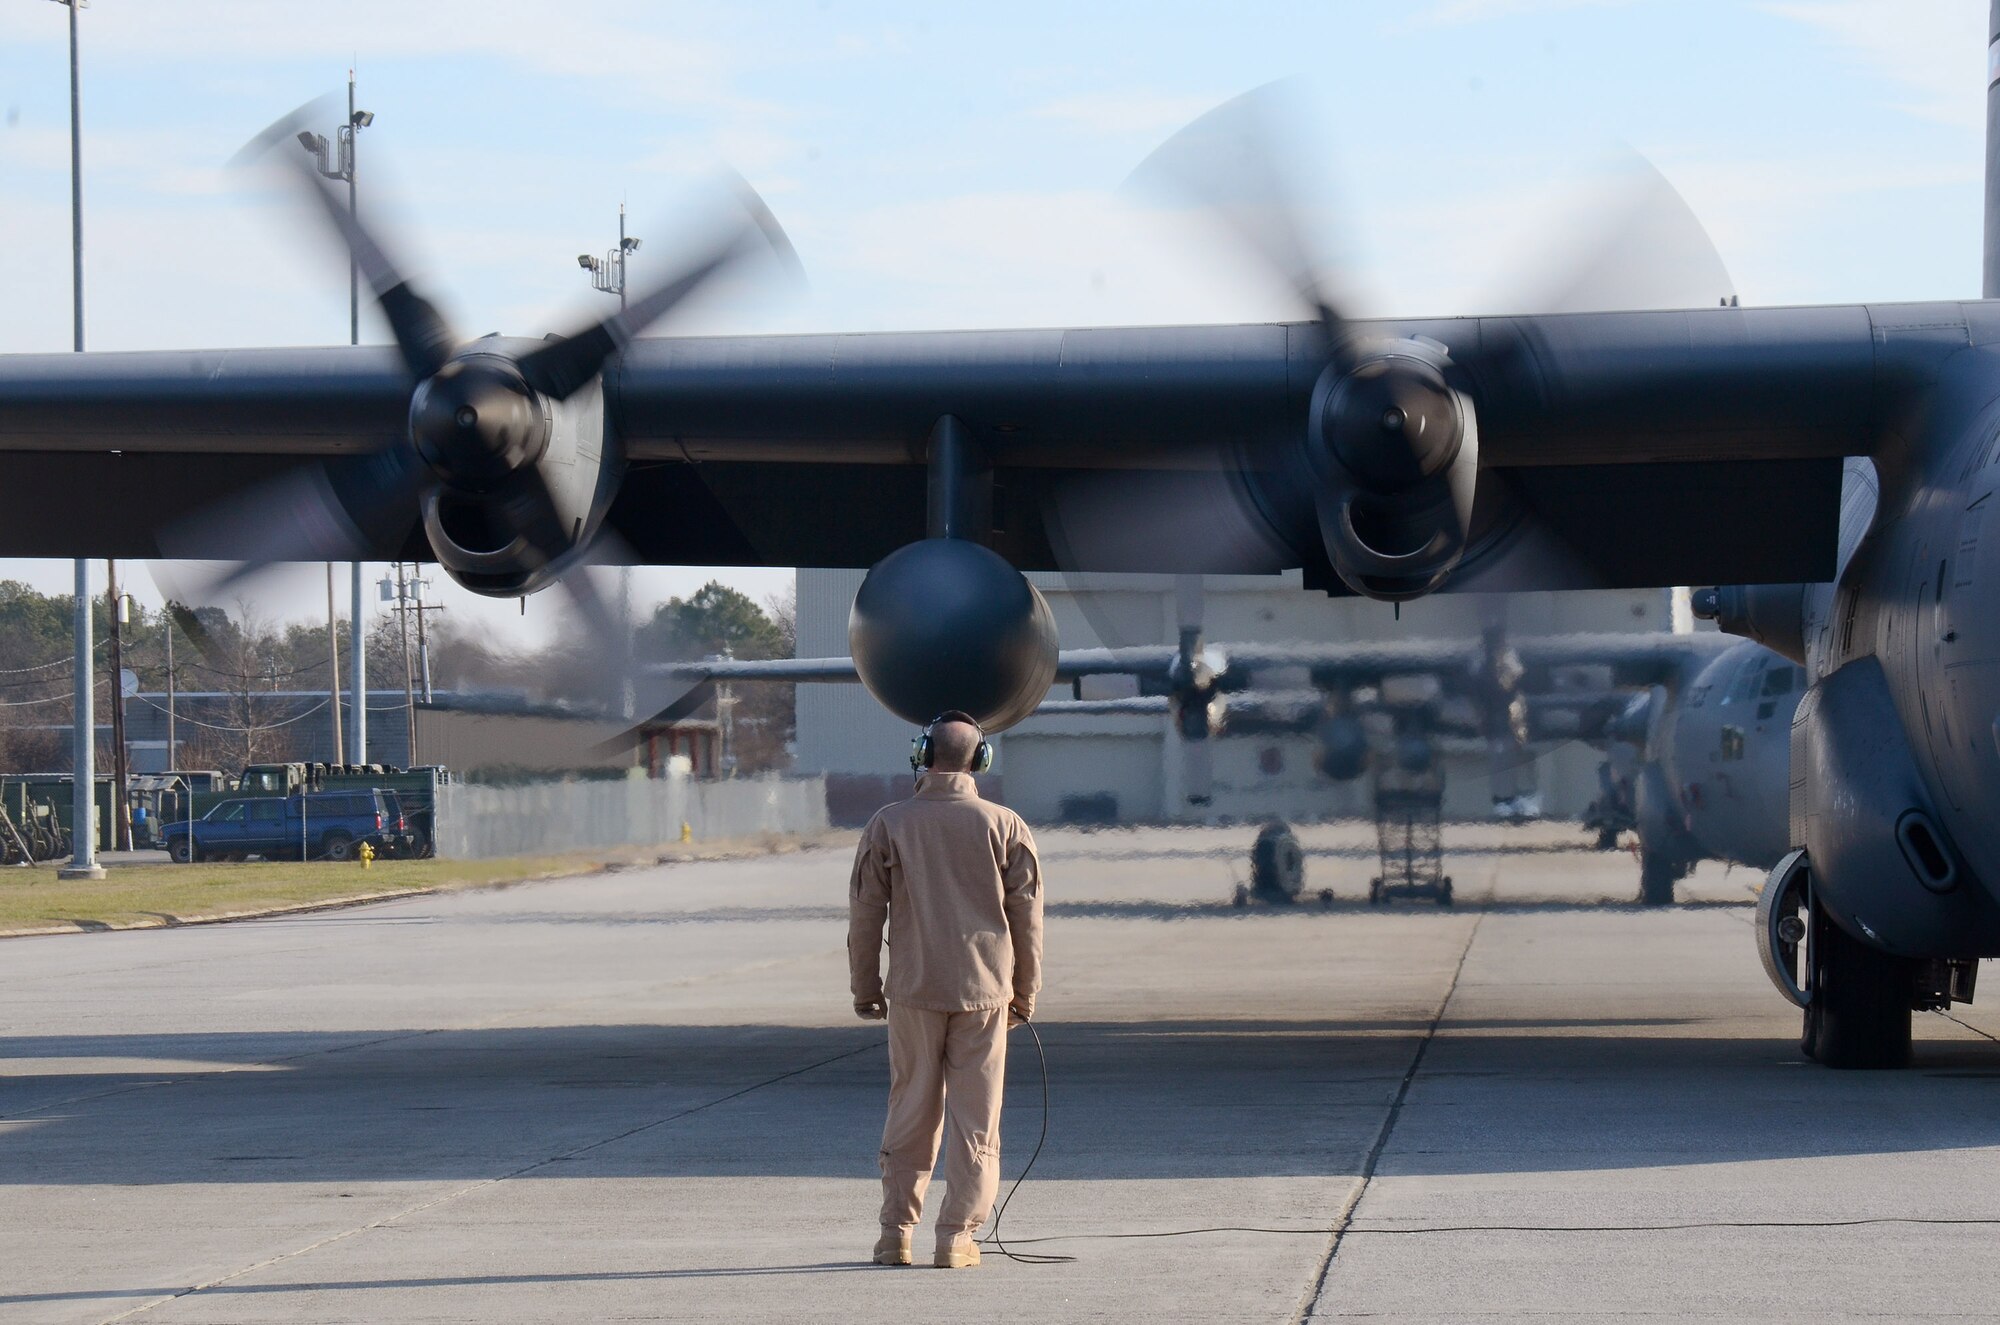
[
  {"x1": 1048, "y1": 82, "x2": 1733, "y2": 605},
  {"x1": 158, "y1": 94, "x2": 799, "y2": 718}
]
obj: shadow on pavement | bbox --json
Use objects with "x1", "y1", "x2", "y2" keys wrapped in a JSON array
[
  {"x1": 0, "y1": 1264, "x2": 883, "y2": 1308},
  {"x1": 6, "y1": 1015, "x2": 1999, "y2": 1187}
]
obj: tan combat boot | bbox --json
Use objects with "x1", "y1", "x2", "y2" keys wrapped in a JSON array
[
  {"x1": 934, "y1": 1232, "x2": 981, "y2": 1269},
  {"x1": 872, "y1": 1230, "x2": 913, "y2": 1266}
]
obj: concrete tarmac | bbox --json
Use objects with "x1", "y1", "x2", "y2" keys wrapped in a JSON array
[{"x1": 6, "y1": 822, "x2": 2000, "y2": 1323}]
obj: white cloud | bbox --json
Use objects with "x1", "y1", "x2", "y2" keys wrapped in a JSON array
[
  {"x1": 1765, "y1": 0, "x2": 1985, "y2": 128},
  {"x1": 1028, "y1": 92, "x2": 1225, "y2": 138},
  {"x1": 0, "y1": 1, "x2": 754, "y2": 112},
  {"x1": 1397, "y1": 0, "x2": 1623, "y2": 33}
]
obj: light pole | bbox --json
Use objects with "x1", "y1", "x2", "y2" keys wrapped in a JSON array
[
  {"x1": 325, "y1": 564, "x2": 344, "y2": 764},
  {"x1": 297, "y1": 72, "x2": 373, "y2": 765},
  {"x1": 49, "y1": 0, "x2": 100, "y2": 879},
  {"x1": 105, "y1": 562, "x2": 130, "y2": 851},
  {"x1": 580, "y1": 208, "x2": 642, "y2": 718},
  {"x1": 577, "y1": 204, "x2": 640, "y2": 310}
]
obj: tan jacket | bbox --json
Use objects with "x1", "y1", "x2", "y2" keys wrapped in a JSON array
[{"x1": 849, "y1": 772, "x2": 1044, "y2": 1015}]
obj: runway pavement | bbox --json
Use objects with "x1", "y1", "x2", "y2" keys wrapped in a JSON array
[{"x1": 6, "y1": 821, "x2": 2000, "y2": 1323}]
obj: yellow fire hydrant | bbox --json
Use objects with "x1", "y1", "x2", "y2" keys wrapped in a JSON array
[
  {"x1": 680, "y1": 822, "x2": 692, "y2": 844},
  {"x1": 357, "y1": 841, "x2": 375, "y2": 870}
]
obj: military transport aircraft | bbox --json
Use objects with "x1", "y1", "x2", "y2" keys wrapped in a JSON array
[{"x1": 4, "y1": 56, "x2": 2000, "y2": 1070}]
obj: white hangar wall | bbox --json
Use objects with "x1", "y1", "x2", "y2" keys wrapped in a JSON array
[{"x1": 793, "y1": 567, "x2": 1685, "y2": 826}]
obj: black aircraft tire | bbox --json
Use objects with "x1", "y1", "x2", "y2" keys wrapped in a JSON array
[
  {"x1": 1805, "y1": 904, "x2": 1914, "y2": 1070},
  {"x1": 1638, "y1": 850, "x2": 1679, "y2": 907},
  {"x1": 1251, "y1": 823, "x2": 1305, "y2": 903}
]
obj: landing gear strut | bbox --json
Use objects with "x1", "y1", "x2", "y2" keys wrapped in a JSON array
[
  {"x1": 1763, "y1": 850, "x2": 1917, "y2": 1069},
  {"x1": 1802, "y1": 902, "x2": 1915, "y2": 1070},
  {"x1": 1637, "y1": 846, "x2": 1687, "y2": 907}
]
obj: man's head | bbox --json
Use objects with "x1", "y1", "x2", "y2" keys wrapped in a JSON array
[{"x1": 927, "y1": 710, "x2": 985, "y2": 773}]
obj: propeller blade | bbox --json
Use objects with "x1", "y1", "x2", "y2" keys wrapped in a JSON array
[
  {"x1": 1496, "y1": 152, "x2": 1734, "y2": 316},
  {"x1": 1181, "y1": 733, "x2": 1214, "y2": 811},
  {"x1": 517, "y1": 176, "x2": 801, "y2": 400},
  {"x1": 1043, "y1": 465, "x2": 1293, "y2": 652},
  {"x1": 237, "y1": 96, "x2": 459, "y2": 380},
  {"x1": 1128, "y1": 81, "x2": 1348, "y2": 355},
  {"x1": 1174, "y1": 573, "x2": 1204, "y2": 636}
]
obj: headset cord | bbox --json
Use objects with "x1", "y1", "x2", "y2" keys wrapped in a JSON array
[{"x1": 979, "y1": 1019, "x2": 1076, "y2": 1265}]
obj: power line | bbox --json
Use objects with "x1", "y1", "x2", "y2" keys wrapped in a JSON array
[
  {"x1": 128, "y1": 693, "x2": 333, "y2": 733},
  {"x1": 0, "y1": 692, "x2": 78, "y2": 710}
]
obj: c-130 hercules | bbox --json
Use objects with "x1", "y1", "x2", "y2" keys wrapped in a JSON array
[{"x1": 8, "y1": 14, "x2": 2000, "y2": 1067}]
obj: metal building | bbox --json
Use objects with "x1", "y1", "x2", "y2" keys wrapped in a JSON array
[{"x1": 796, "y1": 568, "x2": 1686, "y2": 826}]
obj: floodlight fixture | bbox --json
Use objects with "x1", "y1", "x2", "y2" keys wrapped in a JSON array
[
  {"x1": 351, "y1": 109, "x2": 374, "y2": 128},
  {"x1": 579, "y1": 209, "x2": 639, "y2": 305},
  {"x1": 297, "y1": 130, "x2": 327, "y2": 155}
]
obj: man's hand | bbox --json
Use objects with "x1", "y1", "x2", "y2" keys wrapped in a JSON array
[
  {"x1": 855, "y1": 997, "x2": 887, "y2": 1021},
  {"x1": 1007, "y1": 1000, "x2": 1032, "y2": 1029}
]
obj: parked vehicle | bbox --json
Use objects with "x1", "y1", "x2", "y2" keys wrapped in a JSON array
[
  {"x1": 162, "y1": 789, "x2": 408, "y2": 864},
  {"x1": 188, "y1": 763, "x2": 445, "y2": 856}
]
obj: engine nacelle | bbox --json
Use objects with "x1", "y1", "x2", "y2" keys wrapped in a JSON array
[
  {"x1": 1315, "y1": 712, "x2": 1369, "y2": 781},
  {"x1": 421, "y1": 373, "x2": 620, "y2": 599},
  {"x1": 1692, "y1": 582, "x2": 1808, "y2": 665},
  {"x1": 849, "y1": 539, "x2": 1059, "y2": 732},
  {"x1": 1307, "y1": 340, "x2": 1479, "y2": 601}
]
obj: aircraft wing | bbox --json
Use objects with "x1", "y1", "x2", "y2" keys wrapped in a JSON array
[
  {"x1": 653, "y1": 657, "x2": 867, "y2": 683},
  {"x1": 659, "y1": 630, "x2": 1728, "y2": 693},
  {"x1": 1202, "y1": 630, "x2": 1730, "y2": 687},
  {"x1": 657, "y1": 648, "x2": 1186, "y2": 686},
  {"x1": 0, "y1": 302, "x2": 1917, "y2": 588}
]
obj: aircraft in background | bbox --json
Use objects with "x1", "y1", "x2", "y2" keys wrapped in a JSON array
[
  {"x1": 657, "y1": 625, "x2": 1732, "y2": 899},
  {"x1": 6, "y1": 50, "x2": 2000, "y2": 1067}
]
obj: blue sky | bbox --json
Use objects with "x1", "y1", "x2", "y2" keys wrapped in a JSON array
[{"x1": 0, "y1": 0, "x2": 1984, "y2": 644}]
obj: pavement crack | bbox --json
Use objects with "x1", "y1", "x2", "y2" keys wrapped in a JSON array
[
  {"x1": 93, "y1": 1039, "x2": 880, "y2": 1324},
  {"x1": 1294, "y1": 914, "x2": 1483, "y2": 1325}
]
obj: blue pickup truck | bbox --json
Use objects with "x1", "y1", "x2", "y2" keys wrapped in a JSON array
[{"x1": 162, "y1": 789, "x2": 409, "y2": 863}]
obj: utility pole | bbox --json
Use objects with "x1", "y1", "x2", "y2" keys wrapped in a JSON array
[
  {"x1": 411, "y1": 570, "x2": 435, "y2": 703},
  {"x1": 51, "y1": 0, "x2": 100, "y2": 880},
  {"x1": 164, "y1": 614, "x2": 175, "y2": 773},
  {"x1": 325, "y1": 564, "x2": 344, "y2": 764},
  {"x1": 105, "y1": 561, "x2": 130, "y2": 851},
  {"x1": 298, "y1": 72, "x2": 374, "y2": 767},
  {"x1": 390, "y1": 564, "x2": 417, "y2": 766},
  {"x1": 380, "y1": 567, "x2": 443, "y2": 765}
]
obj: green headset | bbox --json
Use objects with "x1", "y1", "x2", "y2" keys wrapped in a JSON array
[{"x1": 910, "y1": 710, "x2": 994, "y2": 775}]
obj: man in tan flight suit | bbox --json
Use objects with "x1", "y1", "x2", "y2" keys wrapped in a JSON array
[{"x1": 850, "y1": 710, "x2": 1044, "y2": 1270}]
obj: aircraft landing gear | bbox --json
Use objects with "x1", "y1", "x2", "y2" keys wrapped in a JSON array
[
  {"x1": 1801, "y1": 900, "x2": 1914, "y2": 1070},
  {"x1": 1764, "y1": 850, "x2": 1976, "y2": 1070},
  {"x1": 1637, "y1": 845, "x2": 1688, "y2": 907},
  {"x1": 1239, "y1": 821, "x2": 1306, "y2": 906}
]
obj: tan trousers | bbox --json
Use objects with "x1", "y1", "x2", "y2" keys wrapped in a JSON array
[{"x1": 879, "y1": 1002, "x2": 1007, "y2": 1241}]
